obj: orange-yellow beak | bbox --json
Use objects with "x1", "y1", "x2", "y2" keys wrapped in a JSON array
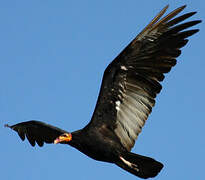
[{"x1": 54, "y1": 133, "x2": 72, "y2": 144}]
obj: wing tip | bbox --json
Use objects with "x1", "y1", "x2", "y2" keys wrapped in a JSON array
[
  {"x1": 190, "y1": 11, "x2": 197, "y2": 15},
  {"x1": 196, "y1": 20, "x2": 202, "y2": 24},
  {"x1": 192, "y1": 29, "x2": 200, "y2": 34},
  {"x1": 4, "y1": 124, "x2": 12, "y2": 128},
  {"x1": 180, "y1": 4, "x2": 187, "y2": 10},
  {"x1": 164, "y1": 4, "x2": 169, "y2": 11},
  {"x1": 163, "y1": 4, "x2": 186, "y2": 13}
]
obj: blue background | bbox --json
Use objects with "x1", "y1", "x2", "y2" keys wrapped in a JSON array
[{"x1": 1, "y1": 1, "x2": 204, "y2": 180}]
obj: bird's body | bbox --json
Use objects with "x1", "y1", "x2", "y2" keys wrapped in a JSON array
[
  {"x1": 5, "y1": 5, "x2": 201, "y2": 179},
  {"x1": 70, "y1": 127, "x2": 124, "y2": 163}
]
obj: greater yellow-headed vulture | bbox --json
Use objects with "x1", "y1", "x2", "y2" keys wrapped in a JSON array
[{"x1": 5, "y1": 5, "x2": 201, "y2": 179}]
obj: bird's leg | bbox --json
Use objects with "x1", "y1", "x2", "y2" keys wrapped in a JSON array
[{"x1": 119, "y1": 156, "x2": 139, "y2": 172}]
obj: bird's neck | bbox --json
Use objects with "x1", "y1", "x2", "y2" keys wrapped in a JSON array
[{"x1": 68, "y1": 129, "x2": 86, "y2": 150}]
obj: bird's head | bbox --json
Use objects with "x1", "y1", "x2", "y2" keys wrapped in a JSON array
[{"x1": 54, "y1": 133, "x2": 72, "y2": 144}]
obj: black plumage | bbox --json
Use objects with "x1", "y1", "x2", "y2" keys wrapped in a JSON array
[{"x1": 5, "y1": 5, "x2": 201, "y2": 179}]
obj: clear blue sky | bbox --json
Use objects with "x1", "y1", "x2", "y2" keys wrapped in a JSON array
[{"x1": 1, "y1": 1, "x2": 204, "y2": 180}]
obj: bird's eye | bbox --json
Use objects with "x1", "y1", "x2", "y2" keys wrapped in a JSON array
[{"x1": 62, "y1": 133, "x2": 68, "y2": 137}]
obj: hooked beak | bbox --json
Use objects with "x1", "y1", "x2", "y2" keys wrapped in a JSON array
[{"x1": 54, "y1": 133, "x2": 72, "y2": 144}]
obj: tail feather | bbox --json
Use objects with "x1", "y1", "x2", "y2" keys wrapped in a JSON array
[{"x1": 116, "y1": 152, "x2": 163, "y2": 179}]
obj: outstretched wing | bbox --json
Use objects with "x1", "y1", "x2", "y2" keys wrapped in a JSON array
[
  {"x1": 5, "y1": 120, "x2": 67, "y2": 147},
  {"x1": 87, "y1": 5, "x2": 201, "y2": 151}
]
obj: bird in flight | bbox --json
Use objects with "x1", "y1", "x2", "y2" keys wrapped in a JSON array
[{"x1": 5, "y1": 5, "x2": 201, "y2": 179}]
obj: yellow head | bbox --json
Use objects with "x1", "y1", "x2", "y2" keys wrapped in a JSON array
[{"x1": 54, "y1": 133, "x2": 72, "y2": 144}]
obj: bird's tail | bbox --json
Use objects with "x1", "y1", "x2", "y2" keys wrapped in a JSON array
[{"x1": 116, "y1": 152, "x2": 163, "y2": 179}]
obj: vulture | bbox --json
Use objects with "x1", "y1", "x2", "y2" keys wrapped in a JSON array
[{"x1": 5, "y1": 5, "x2": 201, "y2": 179}]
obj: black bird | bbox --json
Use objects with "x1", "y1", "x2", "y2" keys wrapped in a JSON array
[{"x1": 5, "y1": 5, "x2": 201, "y2": 179}]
